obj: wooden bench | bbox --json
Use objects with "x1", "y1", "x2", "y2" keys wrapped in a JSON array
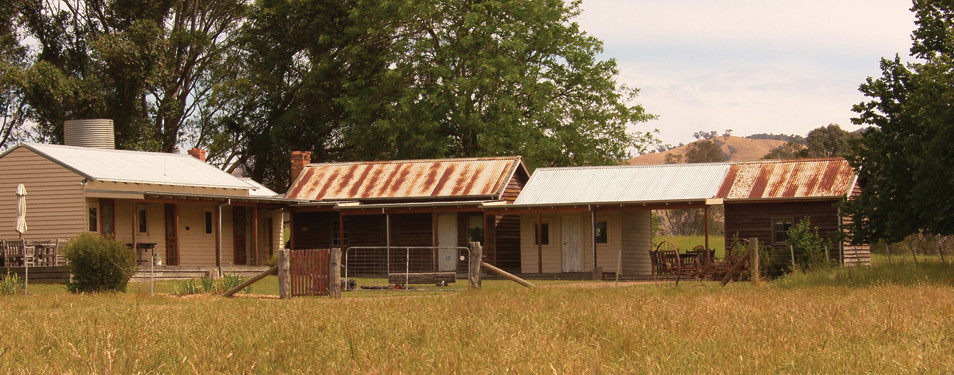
[{"x1": 388, "y1": 272, "x2": 456, "y2": 286}]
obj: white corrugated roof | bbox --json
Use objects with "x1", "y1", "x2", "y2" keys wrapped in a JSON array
[
  {"x1": 513, "y1": 163, "x2": 731, "y2": 206},
  {"x1": 21, "y1": 143, "x2": 254, "y2": 189},
  {"x1": 240, "y1": 178, "x2": 280, "y2": 197}
]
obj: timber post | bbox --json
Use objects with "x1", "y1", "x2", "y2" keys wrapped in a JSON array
[
  {"x1": 749, "y1": 237, "x2": 760, "y2": 283},
  {"x1": 468, "y1": 242, "x2": 482, "y2": 289},
  {"x1": 329, "y1": 248, "x2": 342, "y2": 298},
  {"x1": 278, "y1": 248, "x2": 290, "y2": 299}
]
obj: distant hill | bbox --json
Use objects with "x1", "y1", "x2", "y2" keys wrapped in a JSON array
[{"x1": 628, "y1": 136, "x2": 787, "y2": 165}]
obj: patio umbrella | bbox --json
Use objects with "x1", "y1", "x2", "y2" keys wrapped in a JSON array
[
  {"x1": 15, "y1": 184, "x2": 27, "y2": 296},
  {"x1": 15, "y1": 184, "x2": 27, "y2": 238}
]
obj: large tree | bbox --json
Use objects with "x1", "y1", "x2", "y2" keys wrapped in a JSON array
[
  {"x1": 215, "y1": 0, "x2": 655, "y2": 190},
  {"x1": 0, "y1": 0, "x2": 29, "y2": 149},
  {"x1": 15, "y1": 0, "x2": 246, "y2": 151},
  {"x1": 844, "y1": 0, "x2": 954, "y2": 243}
]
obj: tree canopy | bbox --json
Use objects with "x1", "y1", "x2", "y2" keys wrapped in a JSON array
[
  {"x1": 3, "y1": 0, "x2": 655, "y2": 191},
  {"x1": 844, "y1": 0, "x2": 954, "y2": 243},
  {"x1": 761, "y1": 124, "x2": 858, "y2": 160}
]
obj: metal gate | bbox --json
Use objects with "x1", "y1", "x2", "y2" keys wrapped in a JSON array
[{"x1": 290, "y1": 249, "x2": 330, "y2": 297}]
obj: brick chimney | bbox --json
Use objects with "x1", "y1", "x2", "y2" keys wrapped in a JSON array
[
  {"x1": 187, "y1": 147, "x2": 207, "y2": 162},
  {"x1": 290, "y1": 151, "x2": 312, "y2": 183}
]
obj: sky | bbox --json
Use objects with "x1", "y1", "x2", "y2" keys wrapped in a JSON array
[{"x1": 574, "y1": 0, "x2": 917, "y2": 147}]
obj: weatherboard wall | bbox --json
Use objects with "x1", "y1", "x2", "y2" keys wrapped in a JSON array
[{"x1": 0, "y1": 147, "x2": 87, "y2": 240}]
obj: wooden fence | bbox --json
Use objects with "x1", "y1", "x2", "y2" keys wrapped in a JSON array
[{"x1": 289, "y1": 249, "x2": 331, "y2": 297}]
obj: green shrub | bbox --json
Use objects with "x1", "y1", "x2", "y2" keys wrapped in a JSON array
[
  {"x1": 223, "y1": 273, "x2": 252, "y2": 294},
  {"x1": 263, "y1": 254, "x2": 279, "y2": 267},
  {"x1": 64, "y1": 233, "x2": 137, "y2": 293},
  {"x1": 0, "y1": 272, "x2": 23, "y2": 295},
  {"x1": 200, "y1": 277, "x2": 219, "y2": 293},
  {"x1": 786, "y1": 218, "x2": 831, "y2": 272},
  {"x1": 174, "y1": 279, "x2": 199, "y2": 296}
]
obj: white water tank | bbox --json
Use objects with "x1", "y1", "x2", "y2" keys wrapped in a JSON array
[{"x1": 64, "y1": 119, "x2": 115, "y2": 149}]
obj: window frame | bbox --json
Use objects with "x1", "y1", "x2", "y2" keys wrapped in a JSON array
[
  {"x1": 594, "y1": 220, "x2": 608, "y2": 244},
  {"x1": 204, "y1": 211, "x2": 214, "y2": 235},
  {"x1": 772, "y1": 217, "x2": 794, "y2": 244},
  {"x1": 88, "y1": 207, "x2": 98, "y2": 232},
  {"x1": 533, "y1": 221, "x2": 551, "y2": 246},
  {"x1": 137, "y1": 207, "x2": 149, "y2": 234}
]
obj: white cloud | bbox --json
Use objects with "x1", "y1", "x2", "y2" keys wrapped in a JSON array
[{"x1": 576, "y1": 0, "x2": 917, "y2": 145}]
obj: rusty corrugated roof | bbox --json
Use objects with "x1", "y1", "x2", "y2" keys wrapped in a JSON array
[
  {"x1": 716, "y1": 158, "x2": 857, "y2": 200},
  {"x1": 285, "y1": 156, "x2": 525, "y2": 201}
]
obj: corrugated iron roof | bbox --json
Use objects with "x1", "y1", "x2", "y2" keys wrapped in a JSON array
[
  {"x1": 715, "y1": 158, "x2": 857, "y2": 200},
  {"x1": 285, "y1": 156, "x2": 525, "y2": 201},
  {"x1": 18, "y1": 143, "x2": 254, "y2": 190},
  {"x1": 513, "y1": 163, "x2": 731, "y2": 206}
]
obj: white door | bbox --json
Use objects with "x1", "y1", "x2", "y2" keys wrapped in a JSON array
[
  {"x1": 437, "y1": 213, "x2": 458, "y2": 271},
  {"x1": 562, "y1": 216, "x2": 583, "y2": 272}
]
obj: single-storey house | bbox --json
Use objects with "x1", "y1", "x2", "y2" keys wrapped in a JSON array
[
  {"x1": 484, "y1": 163, "x2": 729, "y2": 277},
  {"x1": 489, "y1": 158, "x2": 869, "y2": 277},
  {"x1": 285, "y1": 154, "x2": 530, "y2": 273},
  {"x1": 0, "y1": 143, "x2": 288, "y2": 269},
  {"x1": 716, "y1": 158, "x2": 869, "y2": 266}
]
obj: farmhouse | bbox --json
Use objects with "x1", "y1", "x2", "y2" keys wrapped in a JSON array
[
  {"x1": 716, "y1": 158, "x2": 869, "y2": 266},
  {"x1": 490, "y1": 158, "x2": 869, "y2": 278},
  {"x1": 0, "y1": 141, "x2": 288, "y2": 269},
  {"x1": 485, "y1": 163, "x2": 728, "y2": 277},
  {"x1": 285, "y1": 154, "x2": 530, "y2": 273}
]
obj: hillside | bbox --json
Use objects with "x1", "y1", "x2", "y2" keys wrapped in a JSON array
[{"x1": 628, "y1": 136, "x2": 788, "y2": 165}]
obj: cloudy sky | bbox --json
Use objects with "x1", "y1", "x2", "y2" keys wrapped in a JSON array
[{"x1": 574, "y1": 0, "x2": 917, "y2": 146}]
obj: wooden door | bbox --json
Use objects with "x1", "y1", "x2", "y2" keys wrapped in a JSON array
[
  {"x1": 562, "y1": 216, "x2": 582, "y2": 272},
  {"x1": 233, "y1": 207, "x2": 247, "y2": 265},
  {"x1": 437, "y1": 213, "x2": 458, "y2": 271},
  {"x1": 164, "y1": 204, "x2": 179, "y2": 265}
]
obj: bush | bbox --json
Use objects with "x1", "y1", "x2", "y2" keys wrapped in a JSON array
[
  {"x1": 64, "y1": 233, "x2": 137, "y2": 293},
  {"x1": 0, "y1": 272, "x2": 23, "y2": 295},
  {"x1": 222, "y1": 273, "x2": 252, "y2": 294},
  {"x1": 786, "y1": 218, "x2": 831, "y2": 272},
  {"x1": 200, "y1": 277, "x2": 220, "y2": 293},
  {"x1": 174, "y1": 279, "x2": 199, "y2": 296}
]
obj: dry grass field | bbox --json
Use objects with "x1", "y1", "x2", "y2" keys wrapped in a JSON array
[{"x1": 1, "y1": 257, "x2": 952, "y2": 373}]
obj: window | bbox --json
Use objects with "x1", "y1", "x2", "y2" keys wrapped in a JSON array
[
  {"x1": 88, "y1": 207, "x2": 98, "y2": 232},
  {"x1": 331, "y1": 219, "x2": 349, "y2": 246},
  {"x1": 773, "y1": 218, "x2": 794, "y2": 244},
  {"x1": 467, "y1": 215, "x2": 484, "y2": 244},
  {"x1": 534, "y1": 222, "x2": 550, "y2": 245},
  {"x1": 100, "y1": 199, "x2": 115, "y2": 235},
  {"x1": 138, "y1": 208, "x2": 148, "y2": 233},
  {"x1": 594, "y1": 221, "x2": 608, "y2": 244},
  {"x1": 205, "y1": 212, "x2": 214, "y2": 235}
]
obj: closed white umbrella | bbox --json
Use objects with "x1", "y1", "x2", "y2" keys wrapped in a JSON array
[
  {"x1": 15, "y1": 184, "x2": 28, "y2": 296},
  {"x1": 15, "y1": 183, "x2": 27, "y2": 237}
]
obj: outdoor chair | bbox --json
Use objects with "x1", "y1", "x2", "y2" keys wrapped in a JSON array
[{"x1": 3, "y1": 240, "x2": 26, "y2": 267}]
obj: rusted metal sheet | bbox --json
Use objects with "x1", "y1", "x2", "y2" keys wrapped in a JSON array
[
  {"x1": 716, "y1": 158, "x2": 856, "y2": 200},
  {"x1": 286, "y1": 157, "x2": 523, "y2": 201}
]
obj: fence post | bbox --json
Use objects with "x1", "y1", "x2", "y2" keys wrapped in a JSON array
[
  {"x1": 329, "y1": 248, "x2": 342, "y2": 298},
  {"x1": 749, "y1": 237, "x2": 760, "y2": 283},
  {"x1": 468, "y1": 242, "x2": 482, "y2": 289},
  {"x1": 279, "y1": 248, "x2": 290, "y2": 299}
]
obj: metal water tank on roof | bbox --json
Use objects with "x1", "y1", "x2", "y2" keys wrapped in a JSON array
[{"x1": 64, "y1": 119, "x2": 115, "y2": 149}]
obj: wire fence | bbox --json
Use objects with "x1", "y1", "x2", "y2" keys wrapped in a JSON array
[{"x1": 343, "y1": 246, "x2": 470, "y2": 290}]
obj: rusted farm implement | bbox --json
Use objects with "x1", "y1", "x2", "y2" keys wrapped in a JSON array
[{"x1": 649, "y1": 238, "x2": 758, "y2": 286}]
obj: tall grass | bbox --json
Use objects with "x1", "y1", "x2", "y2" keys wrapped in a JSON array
[{"x1": 2, "y1": 275, "x2": 953, "y2": 373}]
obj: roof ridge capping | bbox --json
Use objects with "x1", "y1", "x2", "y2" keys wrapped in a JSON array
[
  {"x1": 304, "y1": 155, "x2": 522, "y2": 167},
  {"x1": 533, "y1": 161, "x2": 732, "y2": 172},
  {"x1": 25, "y1": 142, "x2": 197, "y2": 158}
]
